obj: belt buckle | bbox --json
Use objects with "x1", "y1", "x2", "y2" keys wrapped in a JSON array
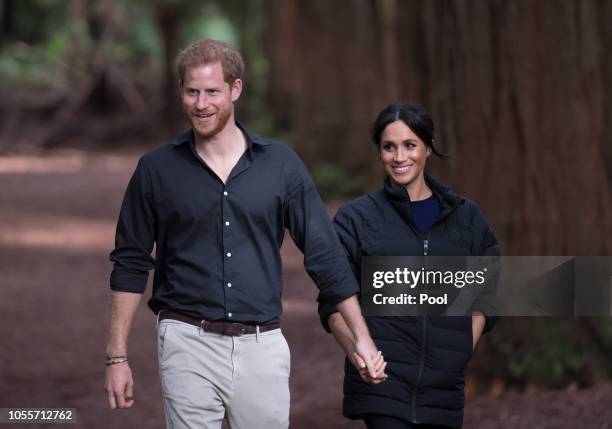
[
  {"x1": 200, "y1": 319, "x2": 222, "y2": 334},
  {"x1": 225, "y1": 322, "x2": 246, "y2": 336}
]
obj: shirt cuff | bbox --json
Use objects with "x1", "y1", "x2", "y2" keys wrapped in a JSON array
[{"x1": 110, "y1": 270, "x2": 148, "y2": 294}]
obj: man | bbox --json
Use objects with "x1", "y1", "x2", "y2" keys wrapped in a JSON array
[{"x1": 104, "y1": 39, "x2": 385, "y2": 429}]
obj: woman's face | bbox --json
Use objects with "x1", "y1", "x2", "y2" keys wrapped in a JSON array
[{"x1": 379, "y1": 120, "x2": 431, "y2": 188}]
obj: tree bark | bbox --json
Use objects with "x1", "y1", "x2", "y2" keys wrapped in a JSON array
[{"x1": 265, "y1": 0, "x2": 612, "y2": 255}]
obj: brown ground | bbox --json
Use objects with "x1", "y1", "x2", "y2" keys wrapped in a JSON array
[{"x1": 1, "y1": 151, "x2": 611, "y2": 429}]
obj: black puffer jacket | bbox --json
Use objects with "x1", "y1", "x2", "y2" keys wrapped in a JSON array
[{"x1": 320, "y1": 175, "x2": 500, "y2": 428}]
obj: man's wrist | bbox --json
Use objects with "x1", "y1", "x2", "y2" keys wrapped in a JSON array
[
  {"x1": 106, "y1": 354, "x2": 127, "y2": 359},
  {"x1": 353, "y1": 333, "x2": 370, "y2": 344},
  {"x1": 106, "y1": 347, "x2": 127, "y2": 357},
  {"x1": 351, "y1": 325, "x2": 373, "y2": 343},
  {"x1": 105, "y1": 356, "x2": 129, "y2": 366}
]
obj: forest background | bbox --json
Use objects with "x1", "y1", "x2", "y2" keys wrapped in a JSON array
[{"x1": 1, "y1": 1, "x2": 612, "y2": 428}]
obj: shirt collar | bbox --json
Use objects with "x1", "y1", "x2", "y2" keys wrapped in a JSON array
[{"x1": 170, "y1": 121, "x2": 272, "y2": 147}]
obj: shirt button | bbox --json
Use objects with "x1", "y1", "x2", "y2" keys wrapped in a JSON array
[
  {"x1": 227, "y1": 282, "x2": 232, "y2": 287},
  {"x1": 227, "y1": 252, "x2": 232, "y2": 257},
  {"x1": 225, "y1": 221, "x2": 230, "y2": 226},
  {"x1": 228, "y1": 313, "x2": 233, "y2": 318},
  {"x1": 223, "y1": 191, "x2": 228, "y2": 196}
]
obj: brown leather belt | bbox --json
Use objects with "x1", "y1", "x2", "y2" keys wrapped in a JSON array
[{"x1": 158, "y1": 310, "x2": 280, "y2": 336}]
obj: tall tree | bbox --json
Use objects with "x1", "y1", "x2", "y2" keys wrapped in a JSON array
[{"x1": 264, "y1": 0, "x2": 612, "y2": 255}]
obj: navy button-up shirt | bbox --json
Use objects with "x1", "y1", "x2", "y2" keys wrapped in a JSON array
[{"x1": 110, "y1": 122, "x2": 358, "y2": 323}]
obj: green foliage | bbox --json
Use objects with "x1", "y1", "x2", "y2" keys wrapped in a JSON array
[
  {"x1": 178, "y1": 3, "x2": 238, "y2": 49},
  {"x1": 0, "y1": 0, "x2": 328, "y2": 159},
  {"x1": 0, "y1": 8, "x2": 93, "y2": 90},
  {"x1": 3, "y1": 0, "x2": 67, "y2": 44},
  {"x1": 491, "y1": 318, "x2": 612, "y2": 388},
  {"x1": 312, "y1": 162, "x2": 365, "y2": 201},
  {"x1": 0, "y1": 40, "x2": 65, "y2": 89},
  {"x1": 127, "y1": 8, "x2": 163, "y2": 59}
]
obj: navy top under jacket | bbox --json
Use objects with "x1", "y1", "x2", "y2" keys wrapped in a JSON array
[
  {"x1": 411, "y1": 194, "x2": 441, "y2": 233},
  {"x1": 319, "y1": 175, "x2": 500, "y2": 428},
  {"x1": 109, "y1": 122, "x2": 358, "y2": 324}
]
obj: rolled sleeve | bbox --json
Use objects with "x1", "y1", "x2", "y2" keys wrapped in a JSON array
[
  {"x1": 317, "y1": 204, "x2": 362, "y2": 332},
  {"x1": 109, "y1": 157, "x2": 157, "y2": 293},
  {"x1": 283, "y1": 154, "x2": 359, "y2": 312}
]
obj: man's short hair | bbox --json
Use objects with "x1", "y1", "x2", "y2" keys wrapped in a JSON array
[{"x1": 175, "y1": 39, "x2": 244, "y2": 84}]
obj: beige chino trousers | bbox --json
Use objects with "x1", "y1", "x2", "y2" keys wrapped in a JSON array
[{"x1": 157, "y1": 318, "x2": 291, "y2": 429}]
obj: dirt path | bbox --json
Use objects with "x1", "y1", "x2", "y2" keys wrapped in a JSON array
[{"x1": 1, "y1": 152, "x2": 610, "y2": 429}]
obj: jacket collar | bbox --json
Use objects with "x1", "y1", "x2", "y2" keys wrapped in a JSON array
[{"x1": 383, "y1": 174, "x2": 463, "y2": 228}]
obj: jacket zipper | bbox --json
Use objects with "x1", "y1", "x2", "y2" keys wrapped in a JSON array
[
  {"x1": 412, "y1": 316, "x2": 428, "y2": 423},
  {"x1": 412, "y1": 231, "x2": 431, "y2": 423}
]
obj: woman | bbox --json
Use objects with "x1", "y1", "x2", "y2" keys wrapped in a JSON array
[{"x1": 321, "y1": 102, "x2": 500, "y2": 429}]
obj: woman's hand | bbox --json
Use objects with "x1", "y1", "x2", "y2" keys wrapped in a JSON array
[
  {"x1": 472, "y1": 312, "x2": 486, "y2": 350},
  {"x1": 351, "y1": 351, "x2": 388, "y2": 384}
]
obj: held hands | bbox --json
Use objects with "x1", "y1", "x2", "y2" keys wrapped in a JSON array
[
  {"x1": 104, "y1": 362, "x2": 135, "y2": 409},
  {"x1": 351, "y1": 351, "x2": 388, "y2": 384},
  {"x1": 352, "y1": 338, "x2": 388, "y2": 384}
]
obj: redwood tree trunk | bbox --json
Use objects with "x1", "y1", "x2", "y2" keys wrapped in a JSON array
[{"x1": 264, "y1": 0, "x2": 612, "y2": 255}]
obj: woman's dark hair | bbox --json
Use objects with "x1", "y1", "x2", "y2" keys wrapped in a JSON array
[{"x1": 372, "y1": 102, "x2": 447, "y2": 158}]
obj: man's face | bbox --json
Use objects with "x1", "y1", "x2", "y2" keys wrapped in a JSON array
[{"x1": 180, "y1": 62, "x2": 242, "y2": 139}]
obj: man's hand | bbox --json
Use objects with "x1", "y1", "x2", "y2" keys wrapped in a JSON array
[
  {"x1": 105, "y1": 291, "x2": 141, "y2": 409},
  {"x1": 352, "y1": 351, "x2": 388, "y2": 384},
  {"x1": 354, "y1": 336, "x2": 387, "y2": 380},
  {"x1": 105, "y1": 363, "x2": 135, "y2": 409},
  {"x1": 335, "y1": 296, "x2": 388, "y2": 379}
]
